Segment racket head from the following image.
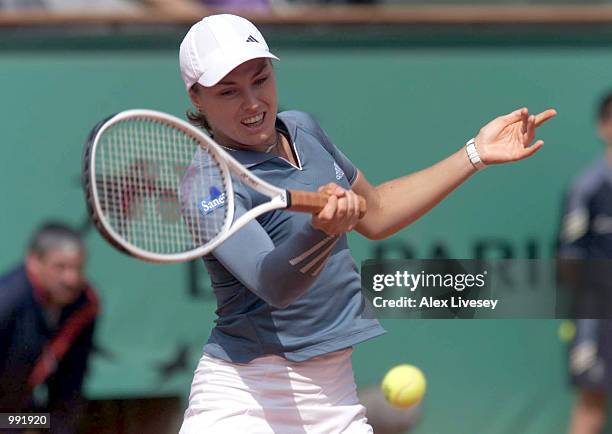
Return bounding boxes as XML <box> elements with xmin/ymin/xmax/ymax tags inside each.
<box><xmin>83</xmin><ymin>109</ymin><xmax>235</xmax><ymax>263</ymax></box>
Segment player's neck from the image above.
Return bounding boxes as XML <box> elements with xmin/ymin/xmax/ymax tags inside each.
<box><xmin>274</xmin><ymin>132</ymin><xmax>298</xmax><ymax>167</ymax></box>
<box><xmin>215</xmin><ymin>131</ymin><xmax>297</xmax><ymax>166</ymax></box>
<box><xmin>215</xmin><ymin>132</ymin><xmax>279</xmax><ymax>154</ymax></box>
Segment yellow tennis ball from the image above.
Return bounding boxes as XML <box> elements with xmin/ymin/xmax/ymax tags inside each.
<box><xmin>558</xmin><ymin>320</ymin><xmax>576</xmax><ymax>343</ymax></box>
<box><xmin>381</xmin><ymin>364</ymin><xmax>426</xmax><ymax>408</ymax></box>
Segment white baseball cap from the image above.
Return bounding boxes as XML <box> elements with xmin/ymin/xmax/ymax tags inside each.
<box><xmin>179</xmin><ymin>14</ymin><xmax>279</xmax><ymax>90</ymax></box>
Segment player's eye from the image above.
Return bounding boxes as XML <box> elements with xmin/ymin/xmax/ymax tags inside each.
<box><xmin>219</xmin><ymin>88</ymin><xmax>237</xmax><ymax>97</ymax></box>
<box><xmin>254</xmin><ymin>76</ymin><xmax>268</xmax><ymax>86</ymax></box>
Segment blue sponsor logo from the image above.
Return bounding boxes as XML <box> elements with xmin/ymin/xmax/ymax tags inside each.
<box><xmin>199</xmin><ymin>186</ymin><xmax>226</xmax><ymax>216</ymax></box>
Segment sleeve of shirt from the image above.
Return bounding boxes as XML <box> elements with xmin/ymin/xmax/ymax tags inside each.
<box><xmin>301</xmin><ymin>113</ymin><xmax>358</xmax><ymax>185</ymax></box>
<box><xmin>557</xmin><ymin>181</ymin><xmax>591</xmax><ymax>259</ymax></box>
<box><xmin>181</xmin><ymin>158</ymin><xmax>339</xmax><ymax>309</ymax></box>
<box><xmin>213</xmin><ymin>189</ymin><xmax>339</xmax><ymax>308</ymax></box>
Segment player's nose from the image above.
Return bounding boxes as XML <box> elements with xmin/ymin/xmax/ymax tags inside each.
<box><xmin>241</xmin><ymin>89</ymin><xmax>261</xmax><ymax>113</ymax></box>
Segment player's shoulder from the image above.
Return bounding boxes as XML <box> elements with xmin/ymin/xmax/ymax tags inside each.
<box><xmin>568</xmin><ymin>157</ymin><xmax>610</xmax><ymax>199</ymax></box>
<box><xmin>278</xmin><ymin>110</ymin><xmax>322</xmax><ymax>135</ymax></box>
<box><xmin>278</xmin><ymin>110</ymin><xmax>336</xmax><ymax>155</ymax></box>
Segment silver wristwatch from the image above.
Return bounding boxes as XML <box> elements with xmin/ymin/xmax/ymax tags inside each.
<box><xmin>465</xmin><ymin>138</ymin><xmax>486</xmax><ymax>170</ymax></box>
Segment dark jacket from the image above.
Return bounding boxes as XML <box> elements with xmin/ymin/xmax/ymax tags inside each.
<box><xmin>0</xmin><ymin>265</ymin><xmax>98</xmax><ymax>433</ymax></box>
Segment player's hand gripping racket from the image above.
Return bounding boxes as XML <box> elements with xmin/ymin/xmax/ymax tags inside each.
<box><xmin>83</xmin><ymin>109</ymin><xmax>366</xmax><ymax>263</ymax></box>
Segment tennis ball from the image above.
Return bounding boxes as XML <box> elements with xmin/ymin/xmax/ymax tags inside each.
<box><xmin>381</xmin><ymin>364</ymin><xmax>426</xmax><ymax>408</ymax></box>
<box><xmin>558</xmin><ymin>320</ymin><xmax>576</xmax><ymax>343</ymax></box>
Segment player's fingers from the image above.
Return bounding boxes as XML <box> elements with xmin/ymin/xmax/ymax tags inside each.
<box><xmin>520</xmin><ymin>109</ymin><xmax>529</xmax><ymax>134</ymax></box>
<box><xmin>501</xmin><ymin>107</ymin><xmax>527</xmax><ymax>124</ymax></box>
<box><xmin>317</xmin><ymin>185</ymin><xmax>342</xmax><ymax>215</ymax></box>
<box><xmin>519</xmin><ymin>140</ymin><xmax>544</xmax><ymax>159</ymax></box>
<box><xmin>332</xmin><ymin>194</ymin><xmax>358</xmax><ymax>234</ymax></box>
<box><xmin>318</xmin><ymin>194</ymin><xmax>338</xmax><ymax>221</ymax></box>
<box><xmin>352</xmin><ymin>192</ymin><xmax>360</xmax><ymax>219</ymax></box>
<box><xmin>347</xmin><ymin>190</ymin><xmax>360</xmax><ymax>219</ymax></box>
<box><xmin>534</xmin><ymin>109</ymin><xmax>557</xmax><ymax>127</ymax></box>
<box><xmin>318</xmin><ymin>183</ymin><xmax>334</xmax><ymax>195</ymax></box>
<box><xmin>318</xmin><ymin>183</ymin><xmax>335</xmax><ymax>193</ymax></box>
<box><xmin>344</xmin><ymin>191</ymin><xmax>361</xmax><ymax>232</ymax></box>
<box><xmin>349</xmin><ymin>197</ymin><xmax>360</xmax><ymax>230</ymax></box>
<box><xmin>341</xmin><ymin>190</ymin><xmax>353</xmax><ymax>216</ymax></box>
<box><xmin>522</xmin><ymin>115</ymin><xmax>536</xmax><ymax>144</ymax></box>
<box><xmin>335</xmin><ymin>196</ymin><xmax>348</xmax><ymax>219</ymax></box>
<box><xmin>322</xmin><ymin>183</ymin><xmax>345</xmax><ymax>196</ymax></box>
<box><xmin>335</xmin><ymin>185</ymin><xmax>346</xmax><ymax>197</ymax></box>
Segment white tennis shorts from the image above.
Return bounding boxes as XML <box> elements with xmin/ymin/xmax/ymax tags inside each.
<box><xmin>179</xmin><ymin>348</ymin><xmax>373</xmax><ymax>434</ymax></box>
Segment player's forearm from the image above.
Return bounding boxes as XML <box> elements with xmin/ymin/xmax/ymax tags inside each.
<box><xmin>255</xmin><ymin>225</ymin><xmax>338</xmax><ymax>308</ymax></box>
<box><xmin>358</xmin><ymin>147</ymin><xmax>477</xmax><ymax>240</ymax></box>
<box><xmin>213</xmin><ymin>220</ymin><xmax>336</xmax><ymax>309</ymax></box>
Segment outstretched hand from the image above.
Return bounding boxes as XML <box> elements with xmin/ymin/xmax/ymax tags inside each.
<box><xmin>474</xmin><ymin>107</ymin><xmax>557</xmax><ymax>165</ymax></box>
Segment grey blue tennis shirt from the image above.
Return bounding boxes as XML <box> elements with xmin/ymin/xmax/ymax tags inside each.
<box><xmin>182</xmin><ymin>111</ymin><xmax>385</xmax><ymax>363</ymax></box>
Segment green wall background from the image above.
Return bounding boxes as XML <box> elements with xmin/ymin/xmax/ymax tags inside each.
<box><xmin>1</xmin><ymin>27</ymin><xmax>610</xmax><ymax>433</ymax></box>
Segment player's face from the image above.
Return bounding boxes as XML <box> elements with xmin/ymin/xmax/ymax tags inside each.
<box><xmin>190</xmin><ymin>58</ymin><xmax>278</xmax><ymax>150</ymax></box>
<box><xmin>27</xmin><ymin>246</ymin><xmax>86</xmax><ymax>307</ymax></box>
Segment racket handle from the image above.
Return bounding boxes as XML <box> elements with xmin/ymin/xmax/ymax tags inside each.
<box><xmin>287</xmin><ymin>190</ymin><xmax>367</xmax><ymax>217</ymax></box>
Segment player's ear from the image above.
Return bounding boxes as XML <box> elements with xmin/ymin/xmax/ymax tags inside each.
<box><xmin>188</xmin><ymin>85</ymin><xmax>203</xmax><ymax>113</ymax></box>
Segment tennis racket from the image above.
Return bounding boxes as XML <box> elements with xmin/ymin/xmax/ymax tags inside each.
<box><xmin>83</xmin><ymin>109</ymin><xmax>366</xmax><ymax>263</ymax></box>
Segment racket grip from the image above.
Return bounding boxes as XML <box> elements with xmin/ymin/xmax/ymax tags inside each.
<box><xmin>287</xmin><ymin>190</ymin><xmax>367</xmax><ymax>217</ymax></box>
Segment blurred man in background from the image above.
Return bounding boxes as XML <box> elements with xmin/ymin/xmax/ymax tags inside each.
<box><xmin>559</xmin><ymin>93</ymin><xmax>612</xmax><ymax>434</ymax></box>
<box><xmin>0</xmin><ymin>222</ymin><xmax>99</xmax><ymax>434</ymax></box>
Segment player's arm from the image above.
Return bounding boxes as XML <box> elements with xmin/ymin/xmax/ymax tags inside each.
<box><xmin>182</xmin><ymin>160</ymin><xmax>354</xmax><ymax>308</ymax></box>
<box><xmin>181</xmin><ymin>154</ymin><xmax>357</xmax><ymax>309</ymax></box>
<box><xmin>353</xmin><ymin>149</ymin><xmax>474</xmax><ymax>240</ymax></box>
<box><xmin>210</xmin><ymin>197</ymin><xmax>340</xmax><ymax>309</ymax></box>
<box><xmin>353</xmin><ymin>107</ymin><xmax>557</xmax><ymax>240</ymax></box>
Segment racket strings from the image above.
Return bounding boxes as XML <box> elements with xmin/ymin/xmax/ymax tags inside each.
<box><xmin>94</xmin><ymin>118</ymin><xmax>229</xmax><ymax>254</ymax></box>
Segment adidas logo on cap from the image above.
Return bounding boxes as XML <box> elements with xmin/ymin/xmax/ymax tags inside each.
<box><xmin>246</xmin><ymin>35</ymin><xmax>259</xmax><ymax>43</ymax></box>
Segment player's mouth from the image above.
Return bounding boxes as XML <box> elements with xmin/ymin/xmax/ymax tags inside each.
<box><xmin>241</xmin><ymin>112</ymin><xmax>265</xmax><ymax>129</ymax></box>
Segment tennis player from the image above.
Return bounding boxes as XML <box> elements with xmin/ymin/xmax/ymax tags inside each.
<box><xmin>178</xmin><ymin>14</ymin><xmax>556</xmax><ymax>433</ymax></box>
